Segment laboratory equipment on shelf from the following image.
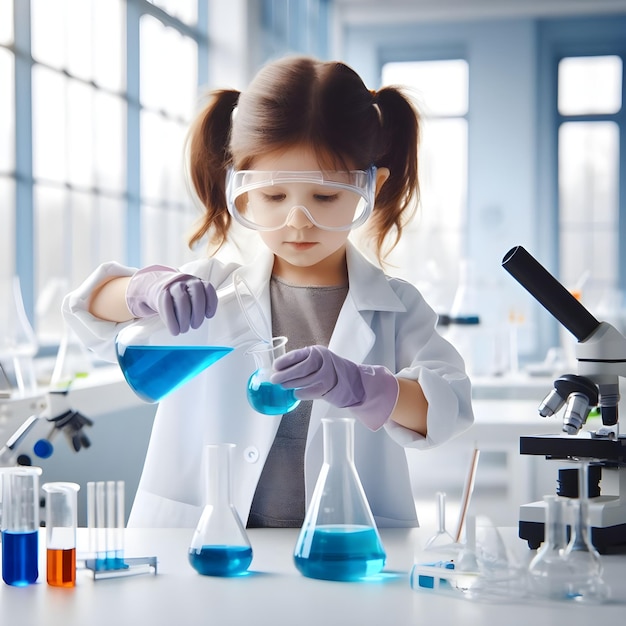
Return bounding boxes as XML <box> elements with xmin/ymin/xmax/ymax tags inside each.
<box><xmin>0</xmin><ymin>276</ymin><xmax>39</xmax><ymax>398</ymax></box>
<box><xmin>43</xmin><ymin>481</ymin><xmax>80</xmax><ymax>588</ymax></box>
<box><xmin>246</xmin><ymin>336</ymin><xmax>300</xmax><ymax>415</ymax></box>
<box><xmin>188</xmin><ymin>443</ymin><xmax>252</xmax><ymax>576</ymax></box>
<box><xmin>502</xmin><ymin>245</ymin><xmax>626</xmax><ymax>552</ymax></box>
<box><xmin>1</xmin><ymin>466</ymin><xmax>42</xmax><ymax>586</ymax></box>
<box><xmin>293</xmin><ymin>416</ymin><xmax>386</xmax><ymax>581</ymax></box>
<box><xmin>0</xmin><ymin>388</ymin><xmax>93</xmax><ymax>467</ymax></box>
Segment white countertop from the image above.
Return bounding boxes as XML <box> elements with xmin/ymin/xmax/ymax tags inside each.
<box><xmin>1</xmin><ymin>527</ymin><xmax>625</xmax><ymax>626</ymax></box>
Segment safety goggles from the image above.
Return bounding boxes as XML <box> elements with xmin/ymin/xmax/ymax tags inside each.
<box><xmin>225</xmin><ymin>167</ymin><xmax>376</xmax><ymax>231</ymax></box>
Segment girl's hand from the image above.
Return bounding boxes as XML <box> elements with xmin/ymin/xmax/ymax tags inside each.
<box><xmin>125</xmin><ymin>265</ymin><xmax>218</xmax><ymax>335</ymax></box>
<box><xmin>271</xmin><ymin>345</ymin><xmax>399</xmax><ymax>431</ymax></box>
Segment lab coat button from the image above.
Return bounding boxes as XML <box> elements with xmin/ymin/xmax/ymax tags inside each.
<box><xmin>244</xmin><ymin>446</ymin><xmax>259</xmax><ymax>463</ymax></box>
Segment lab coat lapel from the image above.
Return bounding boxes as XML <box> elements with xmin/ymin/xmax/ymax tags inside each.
<box><xmin>306</xmin><ymin>242</ymin><xmax>406</xmax><ymax>447</ymax></box>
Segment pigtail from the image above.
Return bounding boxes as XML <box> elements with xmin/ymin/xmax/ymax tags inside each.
<box><xmin>369</xmin><ymin>87</ymin><xmax>421</xmax><ymax>259</ymax></box>
<box><xmin>187</xmin><ymin>89</ymin><xmax>240</xmax><ymax>253</ymax></box>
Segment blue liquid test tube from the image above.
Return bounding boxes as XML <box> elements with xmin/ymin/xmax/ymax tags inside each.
<box><xmin>88</xmin><ymin>480</ymin><xmax>125</xmax><ymax>571</ymax></box>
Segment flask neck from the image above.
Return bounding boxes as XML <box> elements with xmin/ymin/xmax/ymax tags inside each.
<box><xmin>203</xmin><ymin>444</ymin><xmax>234</xmax><ymax>506</ymax></box>
<box><xmin>322</xmin><ymin>417</ymin><xmax>355</xmax><ymax>466</ymax></box>
<box><xmin>544</xmin><ymin>496</ymin><xmax>568</xmax><ymax>550</ymax></box>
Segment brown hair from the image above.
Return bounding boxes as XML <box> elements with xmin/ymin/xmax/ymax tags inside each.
<box><xmin>187</xmin><ymin>55</ymin><xmax>420</xmax><ymax>262</ymax></box>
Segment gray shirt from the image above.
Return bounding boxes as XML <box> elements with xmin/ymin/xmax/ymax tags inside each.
<box><xmin>246</xmin><ymin>275</ymin><xmax>348</xmax><ymax>527</ymax></box>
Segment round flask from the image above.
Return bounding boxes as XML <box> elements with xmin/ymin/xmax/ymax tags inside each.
<box><xmin>246</xmin><ymin>336</ymin><xmax>300</xmax><ymax>415</ymax></box>
<box><xmin>188</xmin><ymin>444</ymin><xmax>253</xmax><ymax>576</ymax></box>
<box><xmin>293</xmin><ymin>416</ymin><xmax>386</xmax><ymax>581</ymax></box>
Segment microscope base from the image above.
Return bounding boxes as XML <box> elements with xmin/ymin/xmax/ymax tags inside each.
<box><xmin>519</xmin><ymin>497</ymin><xmax>626</xmax><ymax>553</ymax></box>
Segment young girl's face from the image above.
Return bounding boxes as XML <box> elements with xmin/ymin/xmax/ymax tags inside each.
<box><xmin>248</xmin><ymin>146</ymin><xmax>355</xmax><ymax>285</ymax></box>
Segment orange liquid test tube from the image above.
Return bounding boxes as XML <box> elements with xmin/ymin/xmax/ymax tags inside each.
<box><xmin>43</xmin><ymin>482</ymin><xmax>80</xmax><ymax>587</ymax></box>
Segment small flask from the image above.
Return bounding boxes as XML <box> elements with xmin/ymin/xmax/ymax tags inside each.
<box><xmin>1</xmin><ymin>466</ymin><xmax>42</xmax><ymax>586</ymax></box>
<box><xmin>293</xmin><ymin>416</ymin><xmax>386</xmax><ymax>581</ymax></box>
<box><xmin>560</xmin><ymin>461</ymin><xmax>609</xmax><ymax>602</ymax></box>
<box><xmin>43</xmin><ymin>482</ymin><xmax>80</xmax><ymax>587</ymax></box>
<box><xmin>527</xmin><ymin>495</ymin><xmax>573</xmax><ymax>599</ymax></box>
<box><xmin>246</xmin><ymin>336</ymin><xmax>300</xmax><ymax>415</ymax></box>
<box><xmin>188</xmin><ymin>444</ymin><xmax>253</xmax><ymax>576</ymax></box>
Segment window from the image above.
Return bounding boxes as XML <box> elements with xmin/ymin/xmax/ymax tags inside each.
<box><xmin>556</xmin><ymin>55</ymin><xmax>623</xmax><ymax>315</ymax></box>
<box><xmin>2</xmin><ymin>0</ymin><xmax>209</xmax><ymax>345</ymax></box>
<box><xmin>381</xmin><ymin>59</ymin><xmax>469</xmax><ymax>310</ymax></box>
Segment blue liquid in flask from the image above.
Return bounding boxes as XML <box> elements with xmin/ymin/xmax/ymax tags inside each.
<box><xmin>294</xmin><ymin>525</ymin><xmax>386</xmax><ymax>582</ymax></box>
<box><xmin>247</xmin><ymin>380</ymin><xmax>300</xmax><ymax>415</ymax></box>
<box><xmin>2</xmin><ymin>530</ymin><xmax>39</xmax><ymax>586</ymax></box>
<box><xmin>117</xmin><ymin>345</ymin><xmax>233</xmax><ymax>403</ymax></box>
<box><xmin>188</xmin><ymin>545</ymin><xmax>253</xmax><ymax>576</ymax></box>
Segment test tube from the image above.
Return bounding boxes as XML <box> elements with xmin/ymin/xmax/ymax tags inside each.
<box><xmin>87</xmin><ymin>480</ymin><xmax>125</xmax><ymax>571</ymax></box>
<box><xmin>1</xmin><ymin>466</ymin><xmax>42</xmax><ymax>586</ymax></box>
<box><xmin>42</xmin><ymin>482</ymin><xmax>80</xmax><ymax>587</ymax></box>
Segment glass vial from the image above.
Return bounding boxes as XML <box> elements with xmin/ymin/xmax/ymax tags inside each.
<box><xmin>1</xmin><ymin>466</ymin><xmax>42</xmax><ymax>586</ymax></box>
<box><xmin>188</xmin><ymin>443</ymin><xmax>253</xmax><ymax>576</ymax></box>
<box><xmin>246</xmin><ymin>336</ymin><xmax>300</xmax><ymax>415</ymax></box>
<box><xmin>43</xmin><ymin>482</ymin><xmax>80</xmax><ymax>587</ymax></box>
<box><xmin>293</xmin><ymin>416</ymin><xmax>386</xmax><ymax>581</ymax></box>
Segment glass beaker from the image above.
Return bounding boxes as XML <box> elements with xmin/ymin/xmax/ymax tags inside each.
<box><xmin>188</xmin><ymin>443</ymin><xmax>253</xmax><ymax>576</ymax></box>
<box><xmin>246</xmin><ymin>336</ymin><xmax>300</xmax><ymax>415</ymax></box>
<box><xmin>42</xmin><ymin>482</ymin><xmax>80</xmax><ymax>587</ymax></box>
<box><xmin>1</xmin><ymin>466</ymin><xmax>42</xmax><ymax>586</ymax></box>
<box><xmin>293</xmin><ymin>416</ymin><xmax>386</xmax><ymax>581</ymax></box>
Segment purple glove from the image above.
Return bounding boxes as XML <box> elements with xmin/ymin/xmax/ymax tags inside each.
<box><xmin>270</xmin><ymin>345</ymin><xmax>399</xmax><ymax>431</ymax></box>
<box><xmin>125</xmin><ymin>265</ymin><xmax>218</xmax><ymax>336</ymax></box>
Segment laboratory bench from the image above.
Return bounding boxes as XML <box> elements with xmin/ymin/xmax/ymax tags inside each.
<box><xmin>1</xmin><ymin>527</ymin><xmax>625</xmax><ymax>626</ymax></box>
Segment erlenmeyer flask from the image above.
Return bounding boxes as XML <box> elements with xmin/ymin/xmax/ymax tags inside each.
<box><xmin>293</xmin><ymin>416</ymin><xmax>386</xmax><ymax>581</ymax></box>
<box><xmin>560</xmin><ymin>460</ymin><xmax>609</xmax><ymax>602</ymax></box>
<box><xmin>527</xmin><ymin>495</ymin><xmax>574</xmax><ymax>599</ymax></box>
<box><xmin>188</xmin><ymin>444</ymin><xmax>253</xmax><ymax>576</ymax></box>
<box><xmin>115</xmin><ymin>314</ymin><xmax>234</xmax><ymax>403</ymax></box>
<box><xmin>246</xmin><ymin>336</ymin><xmax>300</xmax><ymax>415</ymax></box>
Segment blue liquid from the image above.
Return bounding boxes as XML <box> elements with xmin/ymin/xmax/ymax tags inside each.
<box><xmin>2</xmin><ymin>530</ymin><xmax>39</xmax><ymax>586</ymax></box>
<box><xmin>188</xmin><ymin>545</ymin><xmax>253</xmax><ymax>576</ymax></box>
<box><xmin>294</xmin><ymin>525</ymin><xmax>386</xmax><ymax>581</ymax></box>
<box><xmin>117</xmin><ymin>345</ymin><xmax>233</xmax><ymax>403</ymax></box>
<box><xmin>247</xmin><ymin>379</ymin><xmax>300</xmax><ymax>415</ymax></box>
<box><xmin>95</xmin><ymin>551</ymin><xmax>126</xmax><ymax>571</ymax></box>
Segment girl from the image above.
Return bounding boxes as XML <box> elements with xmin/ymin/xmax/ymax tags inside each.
<box><xmin>63</xmin><ymin>55</ymin><xmax>474</xmax><ymax>529</ymax></box>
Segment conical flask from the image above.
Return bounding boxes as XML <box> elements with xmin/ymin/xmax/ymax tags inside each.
<box><xmin>293</xmin><ymin>416</ymin><xmax>386</xmax><ymax>581</ymax></box>
<box><xmin>188</xmin><ymin>443</ymin><xmax>253</xmax><ymax>576</ymax></box>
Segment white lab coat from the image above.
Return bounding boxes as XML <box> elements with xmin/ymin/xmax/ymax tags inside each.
<box><xmin>63</xmin><ymin>242</ymin><xmax>474</xmax><ymax>528</ymax></box>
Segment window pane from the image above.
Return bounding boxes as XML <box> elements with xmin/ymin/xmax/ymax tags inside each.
<box><xmin>148</xmin><ymin>0</ymin><xmax>198</xmax><ymax>25</ymax></box>
<box><xmin>140</xmin><ymin>14</ymin><xmax>198</xmax><ymax>118</ymax></box>
<box><xmin>0</xmin><ymin>177</ymin><xmax>16</xmax><ymax>283</ymax></box>
<box><xmin>0</xmin><ymin>47</ymin><xmax>14</xmax><ymax>172</ymax></box>
<box><xmin>31</xmin><ymin>0</ymin><xmax>66</xmax><ymax>69</ymax></box>
<box><xmin>32</xmin><ymin>66</ymin><xmax>67</xmax><ymax>183</ymax></box>
<box><xmin>94</xmin><ymin>90</ymin><xmax>126</xmax><ymax>192</ymax></box>
<box><xmin>142</xmin><ymin>202</ymin><xmax>196</xmax><ymax>268</ymax></box>
<box><xmin>0</xmin><ymin>0</ymin><xmax>13</xmax><ymax>45</ymax></box>
<box><xmin>382</xmin><ymin>59</ymin><xmax>469</xmax><ymax>116</ymax></box>
<box><xmin>93</xmin><ymin>0</ymin><xmax>125</xmax><ymax>92</ymax></box>
<box><xmin>66</xmin><ymin>0</ymin><xmax>93</xmax><ymax>80</ymax></box>
<box><xmin>558</xmin><ymin>56</ymin><xmax>622</xmax><ymax>115</ymax></box>
<box><xmin>559</xmin><ymin>121</ymin><xmax>619</xmax><ymax>306</ymax></box>
<box><xmin>67</xmin><ymin>79</ymin><xmax>94</xmax><ymax>188</ymax></box>
<box><xmin>381</xmin><ymin>59</ymin><xmax>468</xmax><ymax>307</ymax></box>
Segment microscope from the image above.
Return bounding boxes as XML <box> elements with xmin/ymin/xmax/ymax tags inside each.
<box><xmin>502</xmin><ymin>246</ymin><xmax>626</xmax><ymax>553</ymax></box>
